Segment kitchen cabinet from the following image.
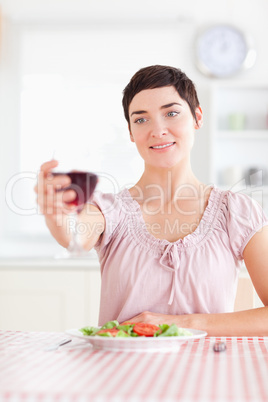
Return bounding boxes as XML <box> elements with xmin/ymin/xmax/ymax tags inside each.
<box><xmin>206</xmin><ymin>82</ymin><xmax>268</xmax><ymax>216</ymax></box>
<box><xmin>0</xmin><ymin>259</ymin><xmax>101</xmax><ymax>331</ymax></box>
<box><xmin>208</xmin><ymin>83</ymin><xmax>268</xmax><ymax>184</ymax></box>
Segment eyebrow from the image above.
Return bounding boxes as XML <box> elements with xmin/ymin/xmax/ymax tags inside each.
<box><xmin>130</xmin><ymin>102</ymin><xmax>182</xmax><ymax>117</ymax></box>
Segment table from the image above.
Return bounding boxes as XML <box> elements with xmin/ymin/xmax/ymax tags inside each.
<box><xmin>0</xmin><ymin>330</ymin><xmax>268</xmax><ymax>401</ymax></box>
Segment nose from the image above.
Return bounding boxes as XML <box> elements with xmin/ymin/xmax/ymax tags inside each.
<box><xmin>150</xmin><ymin>118</ymin><xmax>167</xmax><ymax>138</ymax></box>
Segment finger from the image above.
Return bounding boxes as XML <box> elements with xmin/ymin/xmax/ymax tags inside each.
<box><xmin>37</xmin><ymin>160</ymin><xmax>59</xmax><ymax>186</ymax></box>
<box><xmin>46</xmin><ymin>189</ymin><xmax>76</xmax><ymax>207</ymax></box>
<box><xmin>40</xmin><ymin>159</ymin><xmax>59</xmax><ymax>174</ymax></box>
<box><xmin>54</xmin><ymin>190</ymin><xmax>78</xmax><ymax>214</ymax></box>
<box><xmin>36</xmin><ymin>161</ymin><xmax>58</xmax><ymax>195</ymax></box>
<box><xmin>36</xmin><ymin>173</ymin><xmax>71</xmax><ymax>197</ymax></box>
<box><xmin>61</xmin><ymin>189</ymin><xmax>77</xmax><ymax>203</ymax></box>
<box><xmin>122</xmin><ymin>316</ymin><xmax>142</xmax><ymax>324</ymax></box>
<box><xmin>37</xmin><ymin>186</ymin><xmax>76</xmax><ymax>208</ymax></box>
<box><xmin>51</xmin><ymin>174</ymin><xmax>72</xmax><ymax>190</ymax></box>
<box><xmin>37</xmin><ymin>192</ymin><xmax>76</xmax><ymax>216</ymax></box>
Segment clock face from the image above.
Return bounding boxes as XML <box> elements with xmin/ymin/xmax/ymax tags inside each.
<box><xmin>196</xmin><ymin>24</ymin><xmax>256</xmax><ymax>78</ymax></box>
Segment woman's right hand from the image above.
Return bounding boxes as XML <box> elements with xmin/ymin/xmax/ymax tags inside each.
<box><xmin>34</xmin><ymin>160</ymin><xmax>76</xmax><ymax>218</ymax></box>
<box><xmin>34</xmin><ymin>159</ymin><xmax>104</xmax><ymax>250</ymax></box>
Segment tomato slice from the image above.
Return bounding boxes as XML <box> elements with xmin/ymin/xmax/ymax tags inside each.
<box><xmin>133</xmin><ymin>323</ymin><xmax>160</xmax><ymax>337</ymax></box>
<box><xmin>121</xmin><ymin>321</ymin><xmax>136</xmax><ymax>325</ymax></box>
<box><xmin>96</xmin><ymin>328</ymin><xmax>120</xmax><ymax>337</ymax></box>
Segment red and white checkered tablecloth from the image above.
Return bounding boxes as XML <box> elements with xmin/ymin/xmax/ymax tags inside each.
<box><xmin>0</xmin><ymin>330</ymin><xmax>268</xmax><ymax>401</ymax></box>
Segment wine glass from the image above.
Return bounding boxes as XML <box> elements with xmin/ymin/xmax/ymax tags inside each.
<box><xmin>52</xmin><ymin>148</ymin><xmax>98</xmax><ymax>258</ymax></box>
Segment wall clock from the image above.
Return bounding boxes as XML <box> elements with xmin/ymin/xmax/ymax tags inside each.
<box><xmin>195</xmin><ymin>24</ymin><xmax>257</xmax><ymax>78</ymax></box>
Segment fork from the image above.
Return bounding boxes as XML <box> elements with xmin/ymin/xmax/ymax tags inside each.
<box><xmin>44</xmin><ymin>338</ymin><xmax>72</xmax><ymax>352</ymax></box>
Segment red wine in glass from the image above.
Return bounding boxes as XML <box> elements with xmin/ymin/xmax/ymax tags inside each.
<box><xmin>54</xmin><ymin>171</ymin><xmax>98</xmax><ymax>208</ymax></box>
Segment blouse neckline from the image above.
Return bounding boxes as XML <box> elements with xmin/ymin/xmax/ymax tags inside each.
<box><xmin>119</xmin><ymin>185</ymin><xmax>224</xmax><ymax>251</ymax></box>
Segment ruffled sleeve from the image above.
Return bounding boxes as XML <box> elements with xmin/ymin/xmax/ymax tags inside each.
<box><xmin>89</xmin><ymin>191</ymin><xmax>123</xmax><ymax>250</ymax></box>
<box><xmin>226</xmin><ymin>191</ymin><xmax>268</xmax><ymax>260</ymax></box>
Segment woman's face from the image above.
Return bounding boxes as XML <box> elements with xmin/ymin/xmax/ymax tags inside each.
<box><xmin>128</xmin><ymin>86</ymin><xmax>202</xmax><ymax>169</ymax></box>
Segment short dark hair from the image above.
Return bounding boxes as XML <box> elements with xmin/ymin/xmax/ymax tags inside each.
<box><xmin>122</xmin><ymin>65</ymin><xmax>200</xmax><ymax>125</ymax></box>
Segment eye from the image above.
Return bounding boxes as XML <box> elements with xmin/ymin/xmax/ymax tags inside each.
<box><xmin>134</xmin><ymin>117</ymin><xmax>147</xmax><ymax>124</ymax></box>
<box><xmin>167</xmin><ymin>111</ymin><xmax>179</xmax><ymax>117</ymax></box>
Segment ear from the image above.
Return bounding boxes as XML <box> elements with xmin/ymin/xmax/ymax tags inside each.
<box><xmin>194</xmin><ymin>106</ymin><xmax>203</xmax><ymax>129</ymax></box>
<box><xmin>128</xmin><ymin>124</ymin><xmax>135</xmax><ymax>142</ymax></box>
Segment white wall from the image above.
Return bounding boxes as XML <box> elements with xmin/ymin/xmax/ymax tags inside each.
<box><xmin>1</xmin><ymin>0</ymin><xmax>267</xmax><ymax>78</ymax></box>
<box><xmin>0</xmin><ymin>0</ymin><xmax>268</xmax><ymax>257</ymax></box>
<box><xmin>0</xmin><ymin>0</ymin><xmax>267</xmax><ymax>80</ymax></box>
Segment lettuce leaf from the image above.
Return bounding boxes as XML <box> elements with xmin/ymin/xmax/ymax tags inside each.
<box><xmin>100</xmin><ymin>320</ymin><xmax>119</xmax><ymax>330</ymax></box>
<box><xmin>79</xmin><ymin>326</ymin><xmax>99</xmax><ymax>336</ymax></box>
<box><xmin>158</xmin><ymin>324</ymin><xmax>192</xmax><ymax>337</ymax></box>
<box><xmin>115</xmin><ymin>330</ymin><xmax>130</xmax><ymax>337</ymax></box>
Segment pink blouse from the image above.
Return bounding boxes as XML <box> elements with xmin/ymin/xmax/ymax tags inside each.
<box><xmin>91</xmin><ymin>186</ymin><xmax>268</xmax><ymax>326</ymax></box>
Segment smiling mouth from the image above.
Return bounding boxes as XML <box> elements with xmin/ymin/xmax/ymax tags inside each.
<box><xmin>150</xmin><ymin>142</ymin><xmax>175</xmax><ymax>149</ymax></box>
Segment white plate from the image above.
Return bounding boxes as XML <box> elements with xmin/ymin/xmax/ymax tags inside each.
<box><xmin>66</xmin><ymin>328</ymin><xmax>207</xmax><ymax>353</ymax></box>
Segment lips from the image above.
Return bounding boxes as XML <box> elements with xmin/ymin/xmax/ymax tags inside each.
<box><xmin>150</xmin><ymin>142</ymin><xmax>175</xmax><ymax>149</ymax></box>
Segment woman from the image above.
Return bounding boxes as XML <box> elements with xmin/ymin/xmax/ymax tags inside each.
<box><xmin>35</xmin><ymin>65</ymin><xmax>268</xmax><ymax>335</ymax></box>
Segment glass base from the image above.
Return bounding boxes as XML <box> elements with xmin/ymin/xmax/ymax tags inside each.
<box><xmin>54</xmin><ymin>246</ymin><xmax>90</xmax><ymax>259</ymax></box>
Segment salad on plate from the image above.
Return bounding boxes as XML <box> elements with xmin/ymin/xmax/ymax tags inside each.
<box><xmin>79</xmin><ymin>320</ymin><xmax>193</xmax><ymax>338</ymax></box>
<box><xmin>66</xmin><ymin>321</ymin><xmax>207</xmax><ymax>352</ymax></box>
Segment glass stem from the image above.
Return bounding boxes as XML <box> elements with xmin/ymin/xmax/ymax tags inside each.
<box><xmin>68</xmin><ymin>212</ymin><xmax>85</xmax><ymax>256</ymax></box>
